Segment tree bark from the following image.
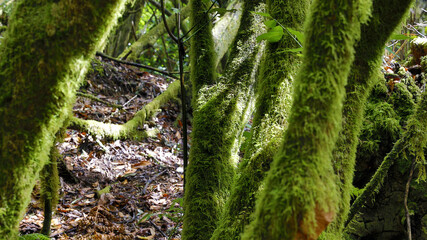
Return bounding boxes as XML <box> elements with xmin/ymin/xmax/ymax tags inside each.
<box><xmin>0</xmin><ymin>0</ymin><xmax>127</xmax><ymax>238</ymax></box>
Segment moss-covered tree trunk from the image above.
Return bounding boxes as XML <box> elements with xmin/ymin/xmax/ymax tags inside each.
<box><xmin>182</xmin><ymin>0</ymin><xmax>266</xmax><ymax>239</ymax></box>
<box><xmin>0</xmin><ymin>1</ymin><xmax>127</xmax><ymax>239</ymax></box>
<box><xmin>210</xmin><ymin>0</ymin><xmax>308</xmax><ymax>239</ymax></box>
<box><xmin>320</xmin><ymin>0</ymin><xmax>414</xmax><ymax>239</ymax></box>
<box><xmin>241</xmin><ymin>0</ymin><xmax>371</xmax><ymax>239</ymax></box>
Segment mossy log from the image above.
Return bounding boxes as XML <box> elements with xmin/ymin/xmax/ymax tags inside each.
<box><xmin>0</xmin><ymin>0</ymin><xmax>127</xmax><ymax>238</ymax></box>
<box><xmin>69</xmin><ymin>80</ymin><xmax>180</xmax><ymax>140</ymax></box>
<box><xmin>321</xmin><ymin>0</ymin><xmax>414</xmax><ymax>239</ymax></box>
<box><xmin>210</xmin><ymin>0</ymin><xmax>308</xmax><ymax>238</ymax></box>
<box><xmin>182</xmin><ymin>1</ymin><xmax>265</xmax><ymax>239</ymax></box>
<box><xmin>242</xmin><ymin>0</ymin><xmax>371</xmax><ymax>239</ymax></box>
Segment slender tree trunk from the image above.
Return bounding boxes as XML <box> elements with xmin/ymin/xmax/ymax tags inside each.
<box><xmin>242</xmin><ymin>0</ymin><xmax>371</xmax><ymax>239</ymax></box>
<box><xmin>0</xmin><ymin>1</ymin><xmax>127</xmax><ymax>239</ymax></box>
<box><xmin>182</xmin><ymin>0</ymin><xmax>266</xmax><ymax>239</ymax></box>
<box><xmin>211</xmin><ymin>0</ymin><xmax>308</xmax><ymax>239</ymax></box>
<box><xmin>105</xmin><ymin>0</ymin><xmax>145</xmax><ymax>57</ymax></box>
<box><xmin>321</xmin><ymin>0</ymin><xmax>414</xmax><ymax>239</ymax></box>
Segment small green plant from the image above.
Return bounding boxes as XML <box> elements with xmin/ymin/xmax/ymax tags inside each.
<box><xmin>251</xmin><ymin>11</ymin><xmax>304</xmax><ymax>55</ymax></box>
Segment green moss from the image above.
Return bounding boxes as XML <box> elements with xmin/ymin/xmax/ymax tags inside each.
<box><xmin>188</xmin><ymin>0</ymin><xmax>216</xmax><ymax>105</ymax></box>
<box><xmin>182</xmin><ymin>1</ymin><xmax>267</xmax><ymax>239</ymax></box>
<box><xmin>390</xmin><ymin>82</ymin><xmax>416</xmax><ymax>124</ymax></box>
<box><xmin>345</xmin><ymin>92</ymin><xmax>427</xmax><ymax>230</ymax></box>
<box><xmin>210</xmin><ymin>0</ymin><xmax>308</xmax><ymax>239</ymax></box>
<box><xmin>322</xmin><ymin>1</ymin><xmax>415</xmax><ymax>238</ymax></box>
<box><xmin>242</xmin><ymin>0</ymin><xmax>371</xmax><ymax>239</ymax></box>
<box><xmin>0</xmin><ymin>0</ymin><xmax>127</xmax><ymax>238</ymax></box>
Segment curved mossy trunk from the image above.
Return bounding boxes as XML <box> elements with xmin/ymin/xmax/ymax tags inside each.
<box><xmin>182</xmin><ymin>1</ymin><xmax>266</xmax><ymax>239</ymax></box>
<box><xmin>0</xmin><ymin>1</ymin><xmax>127</xmax><ymax>239</ymax></box>
<box><xmin>241</xmin><ymin>1</ymin><xmax>371</xmax><ymax>239</ymax></box>
<box><xmin>321</xmin><ymin>0</ymin><xmax>414</xmax><ymax>239</ymax></box>
<box><xmin>105</xmin><ymin>0</ymin><xmax>145</xmax><ymax>57</ymax></box>
<box><xmin>210</xmin><ymin>0</ymin><xmax>308</xmax><ymax>239</ymax></box>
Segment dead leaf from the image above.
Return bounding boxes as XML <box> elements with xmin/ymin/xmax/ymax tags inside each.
<box><xmin>296</xmin><ymin>204</ymin><xmax>335</xmax><ymax>240</ymax></box>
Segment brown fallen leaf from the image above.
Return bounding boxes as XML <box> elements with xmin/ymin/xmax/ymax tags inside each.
<box><xmin>296</xmin><ymin>204</ymin><xmax>335</xmax><ymax>240</ymax></box>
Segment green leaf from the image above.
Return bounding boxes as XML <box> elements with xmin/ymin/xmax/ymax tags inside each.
<box><xmin>286</xmin><ymin>27</ymin><xmax>305</xmax><ymax>44</ymax></box>
<box><xmin>257</xmin><ymin>32</ymin><xmax>283</xmax><ymax>43</ymax></box>
<box><xmin>283</xmin><ymin>47</ymin><xmax>304</xmax><ymax>53</ymax></box>
<box><xmin>171</xmin><ymin>8</ymin><xmax>180</xmax><ymax>14</ymax></box>
<box><xmin>390</xmin><ymin>34</ymin><xmax>412</xmax><ymax>40</ymax></box>
<box><xmin>257</xmin><ymin>26</ymin><xmax>284</xmax><ymax>43</ymax></box>
<box><xmin>385</xmin><ymin>46</ymin><xmax>396</xmax><ymax>55</ymax></box>
<box><xmin>250</xmin><ymin>11</ymin><xmax>272</xmax><ymax>18</ymax></box>
<box><xmin>264</xmin><ymin>20</ymin><xmax>276</xmax><ymax>28</ymax></box>
<box><xmin>209</xmin><ymin>7</ymin><xmax>236</xmax><ymax>16</ymax></box>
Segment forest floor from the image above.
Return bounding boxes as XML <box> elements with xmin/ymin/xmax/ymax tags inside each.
<box><xmin>19</xmin><ymin>56</ymin><xmax>186</xmax><ymax>240</ymax></box>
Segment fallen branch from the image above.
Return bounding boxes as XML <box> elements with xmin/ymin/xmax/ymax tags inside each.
<box><xmin>76</xmin><ymin>92</ymin><xmax>124</xmax><ymax>109</ymax></box>
<box><xmin>69</xmin><ymin>80</ymin><xmax>180</xmax><ymax>140</ymax></box>
<box><xmin>96</xmin><ymin>51</ymin><xmax>178</xmax><ymax>80</ymax></box>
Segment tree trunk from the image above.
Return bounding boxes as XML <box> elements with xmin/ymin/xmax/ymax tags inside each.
<box><xmin>105</xmin><ymin>0</ymin><xmax>145</xmax><ymax>57</ymax></box>
<box><xmin>211</xmin><ymin>0</ymin><xmax>309</xmax><ymax>238</ymax></box>
<box><xmin>0</xmin><ymin>0</ymin><xmax>127</xmax><ymax>238</ymax></box>
<box><xmin>321</xmin><ymin>0</ymin><xmax>414</xmax><ymax>239</ymax></box>
<box><xmin>242</xmin><ymin>0</ymin><xmax>371</xmax><ymax>239</ymax></box>
<box><xmin>182</xmin><ymin>0</ymin><xmax>265</xmax><ymax>239</ymax></box>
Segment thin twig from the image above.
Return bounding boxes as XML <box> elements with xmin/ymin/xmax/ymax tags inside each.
<box><xmin>161</xmin><ymin>0</ymin><xmax>179</xmax><ymax>44</ymax></box>
<box><xmin>76</xmin><ymin>92</ymin><xmax>124</xmax><ymax>109</ymax></box>
<box><xmin>148</xmin><ymin>0</ymin><xmax>172</xmax><ymax>16</ymax></box>
<box><xmin>161</xmin><ymin>0</ymin><xmax>188</xmax><ymax>190</ymax></box>
<box><xmin>179</xmin><ymin>0</ymin><xmax>217</xmax><ymax>40</ymax></box>
<box><xmin>149</xmin><ymin>220</ymin><xmax>168</xmax><ymax>238</ymax></box>
<box><xmin>404</xmin><ymin>160</ymin><xmax>416</xmax><ymax>240</ymax></box>
<box><xmin>96</xmin><ymin>52</ymin><xmax>178</xmax><ymax>79</ymax></box>
<box><xmin>142</xmin><ymin>170</ymin><xmax>167</xmax><ymax>195</ymax></box>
